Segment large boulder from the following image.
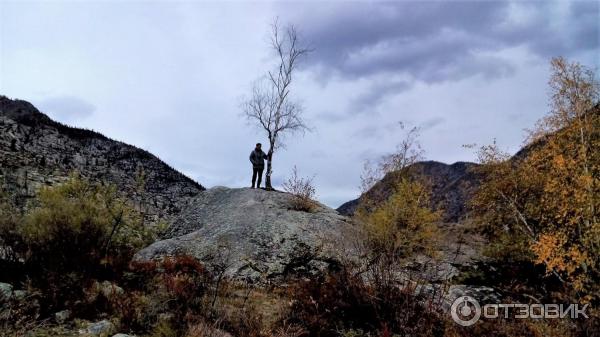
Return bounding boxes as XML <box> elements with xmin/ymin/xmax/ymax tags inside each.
<box><xmin>135</xmin><ymin>187</ymin><xmax>356</xmax><ymax>283</ymax></box>
<box><xmin>0</xmin><ymin>283</ymin><xmax>13</xmax><ymax>300</ymax></box>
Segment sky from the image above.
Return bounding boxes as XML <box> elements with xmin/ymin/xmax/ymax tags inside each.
<box><xmin>1</xmin><ymin>1</ymin><xmax>598</xmax><ymax>208</ymax></box>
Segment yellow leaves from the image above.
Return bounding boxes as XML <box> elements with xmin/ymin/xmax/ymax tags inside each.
<box><xmin>472</xmin><ymin>57</ymin><xmax>600</xmax><ymax>302</ymax></box>
<box><xmin>532</xmin><ymin>233</ymin><xmax>565</xmax><ymax>271</ymax></box>
<box><xmin>356</xmin><ymin>177</ymin><xmax>441</xmax><ymax>260</ymax></box>
<box><xmin>531</xmin><ymin>232</ymin><xmax>592</xmax><ymax>293</ymax></box>
<box><xmin>552</xmin><ymin>154</ymin><xmax>567</xmax><ymax>169</ymax></box>
<box><xmin>577</xmin><ymin>174</ymin><xmax>594</xmax><ymax>191</ymax></box>
<box><xmin>526</xmin><ymin>113</ymin><xmax>600</xmax><ymax>299</ymax></box>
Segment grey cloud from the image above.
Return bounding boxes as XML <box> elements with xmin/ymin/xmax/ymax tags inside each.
<box><xmin>36</xmin><ymin>95</ymin><xmax>95</xmax><ymax>123</ymax></box>
<box><xmin>512</xmin><ymin>1</ymin><xmax>600</xmax><ymax>57</ymax></box>
<box><xmin>310</xmin><ymin>149</ymin><xmax>328</xmax><ymax>159</ymax></box>
<box><xmin>352</xmin><ymin>125</ymin><xmax>380</xmax><ymax>139</ymax></box>
<box><xmin>421</xmin><ymin>117</ymin><xmax>446</xmax><ymax>131</ymax></box>
<box><xmin>294</xmin><ymin>1</ymin><xmax>597</xmax><ymax>83</ymax></box>
<box><xmin>352</xmin><ymin>120</ymin><xmax>408</xmax><ymax>140</ymax></box>
<box><xmin>314</xmin><ymin>110</ymin><xmax>348</xmax><ymax>123</ymax></box>
<box><xmin>353</xmin><ymin>80</ymin><xmax>411</xmax><ymax>114</ymax></box>
<box><xmin>349</xmin><ymin>52</ymin><xmax>515</xmax><ymax>114</ymax></box>
<box><xmin>296</xmin><ymin>2</ymin><xmax>507</xmax><ymax>79</ymax></box>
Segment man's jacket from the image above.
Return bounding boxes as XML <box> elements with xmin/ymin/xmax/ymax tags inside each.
<box><xmin>249</xmin><ymin>149</ymin><xmax>268</xmax><ymax>168</ymax></box>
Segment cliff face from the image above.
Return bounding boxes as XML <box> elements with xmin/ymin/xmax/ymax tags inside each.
<box><xmin>0</xmin><ymin>96</ymin><xmax>204</xmax><ymax>223</ymax></box>
<box><xmin>337</xmin><ymin>161</ymin><xmax>482</xmax><ymax>222</ymax></box>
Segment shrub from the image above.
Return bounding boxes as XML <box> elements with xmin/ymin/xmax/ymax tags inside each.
<box><xmin>119</xmin><ymin>255</ymin><xmax>211</xmax><ymax>335</ymax></box>
<box><xmin>282</xmin><ymin>267</ymin><xmax>444</xmax><ymax>337</ymax></box>
<box><xmin>356</xmin><ymin>177</ymin><xmax>440</xmax><ymax>259</ymax></box>
<box><xmin>284</xmin><ymin>172</ymin><xmax>445</xmax><ymax>337</ymax></box>
<box><xmin>0</xmin><ymin>175</ymin><xmax>160</xmax><ymax>314</ymax></box>
<box><xmin>0</xmin><ymin>284</ymin><xmax>42</xmax><ymax>334</ymax></box>
<box><xmin>282</xmin><ymin>166</ymin><xmax>317</xmax><ymax>212</ymax></box>
<box><xmin>353</xmin><ymin>177</ymin><xmax>441</xmax><ymax>297</ymax></box>
<box><xmin>186</xmin><ymin>321</ymin><xmax>234</xmax><ymax>337</ymax></box>
<box><xmin>0</xmin><ymin>190</ymin><xmax>25</xmax><ymax>284</ymax></box>
<box><xmin>208</xmin><ymin>297</ymin><xmax>264</xmax><ymax>337</ymax></box>
<box><xmin>121</xmin><ymin>254</ymin><xmax>265</xmax><ymax>337</ymax></box>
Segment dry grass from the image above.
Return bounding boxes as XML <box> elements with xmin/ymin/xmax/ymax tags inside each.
<box><xmin>282</xmin><ymin>166</ymin><xmax>317</xmax><ymax>212</ymax></box>
<box><xmin>186</xmin><ymin>321</ymin><xmax>233</xmax><ymax>337</ymax></box>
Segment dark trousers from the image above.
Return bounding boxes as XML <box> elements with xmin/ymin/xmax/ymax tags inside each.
<box><xmin>252</xmin><ymin>166</ymin><xmax>264</xmax><ymax>188</ymax></box>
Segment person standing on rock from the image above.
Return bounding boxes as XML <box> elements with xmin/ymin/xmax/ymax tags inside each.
<box><xmin>249</xmin><ymin>143</ymin><xmax>268</xmax><ymax>189</ymax></box>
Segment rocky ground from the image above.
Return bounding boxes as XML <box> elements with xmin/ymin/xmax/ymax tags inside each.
<box><xmin>136</xmin><ymin>186</ymin><xmax>358</xmax><ymax>283</ymax></box>
<box><xmin>1</xmin><ymin>281</ymin><xmax>132</xmax><ymax>337</ymax></box>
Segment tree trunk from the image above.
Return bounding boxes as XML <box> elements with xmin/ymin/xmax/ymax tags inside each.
<box><xmin>265</xmin><ymin>147</ymin><xmax>274</xmax><ymax>190</ymax></box>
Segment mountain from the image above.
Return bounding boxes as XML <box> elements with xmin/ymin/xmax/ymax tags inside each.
<box><xmin>0</xmin><ymin>96</ymin><xmax>204</xmax><ymax>223</ymax></box>
<box><xmin>337</xmin><ymin>161</ymin><xmax>482</xmax><ymax>221</ymax></box>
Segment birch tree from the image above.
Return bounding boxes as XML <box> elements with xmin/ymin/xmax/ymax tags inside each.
<box><xmin>472</xmin><ymin>57</ymin><xmax>600</xmax><ymax>301</ymax></box>
<box><xmin>243</xmin><ymin>20</ymin><xmax>311</xmax><ymax>190</ymax></box>
<box><xmin>359</xmin><ymin>123</ymin><xmax>424</xmax><ymax>193</ymax></box>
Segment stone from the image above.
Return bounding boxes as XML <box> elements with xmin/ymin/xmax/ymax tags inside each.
<box><xmin>135</xmin><ymin>187</ymin><xmax>357</xmax><ymax>283</ymax></box>
<box><xmin>446</xmin><ymin>284</ymin><xmax>500</xmax><ymax>302</ymax></box>
<box><xmin>54</xmin><ymin>309</ymin><xmax>71</xmax><ymax>324</ymax></box>
<box><xmin>12</xmin><ymin>290</ymin><xmax>27</xmax><ymax>300</ymax></box>
<box><xmin>0</xmin><ymin>282</ymin><xmax>13</xmax><ymax>300</ymax></box>
<box><xmin>95</xmin><ymin>281</ymin><xmax>124</xmax><ymax>299</ymax></box>
<box><xmin>85</xmin><ymin>319</ymin><xmax>115</xmax><ymax>336</ymax></box>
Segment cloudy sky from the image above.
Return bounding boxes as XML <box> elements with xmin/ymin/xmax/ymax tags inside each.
<box><xmin>1</xmin><ymin>1</ymin><xmax>598</xmax><ymax>207</ymax></box>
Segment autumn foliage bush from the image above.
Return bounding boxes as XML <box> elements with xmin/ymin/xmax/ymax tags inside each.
<box><xmin>0</xmin><ymin>175</ymin><xmax>160</xmax><ymax>316</ymax></box>
<box><xmin>113</xmin><ymin>255</ymin><xmax>211</xmax><ymax>335</ymax></box>
<box><xmin>114</xmin><ymin>254</ymin><xmax>271</xmax><ymax>337</ymax></box>
<box><xmin>471</xmin><ymin>58</ymin><xmax>600</xmax><ymax>307</ymax></box>
<box><xmin>282</xmin><ymin>267</ymin><xmax>444</xmax><ymax>337</ymax></box>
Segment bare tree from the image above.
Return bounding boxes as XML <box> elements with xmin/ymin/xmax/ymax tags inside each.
<box><xmin>360</xmin><ymin>122</ymin><xmax>424</xmax><ymax>193</ymax></box>
<box><xmin>243</xmin><ymin>19</ymin><xmax>311</xmax><ymax>190</ymax></box>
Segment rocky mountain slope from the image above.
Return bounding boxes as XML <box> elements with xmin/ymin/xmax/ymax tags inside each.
<box><xmin>136</xmin><ymin>187</ymin><xmax>356</xmax><ymax>283</ymax></box>
<box><xmin>338</xmin><ymin>161</ymin><xmax>481</xmax><ymax>221</ymax></box>
<box><xmin>0</xmin><ymin>96</ymin><xmax>205</xmax><ymax>223</ymax></box>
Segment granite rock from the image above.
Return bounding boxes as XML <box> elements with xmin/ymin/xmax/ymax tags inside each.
<box><xmin>136</xmin><ymin>187</ymin><xmax>357</xmax><ymax>283</ymax></box>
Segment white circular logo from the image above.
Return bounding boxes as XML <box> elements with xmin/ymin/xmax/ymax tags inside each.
<box><xmin>451</xmin><ymin>296</ymin><xmax>481</xmax><ymax>326</ymax></box>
